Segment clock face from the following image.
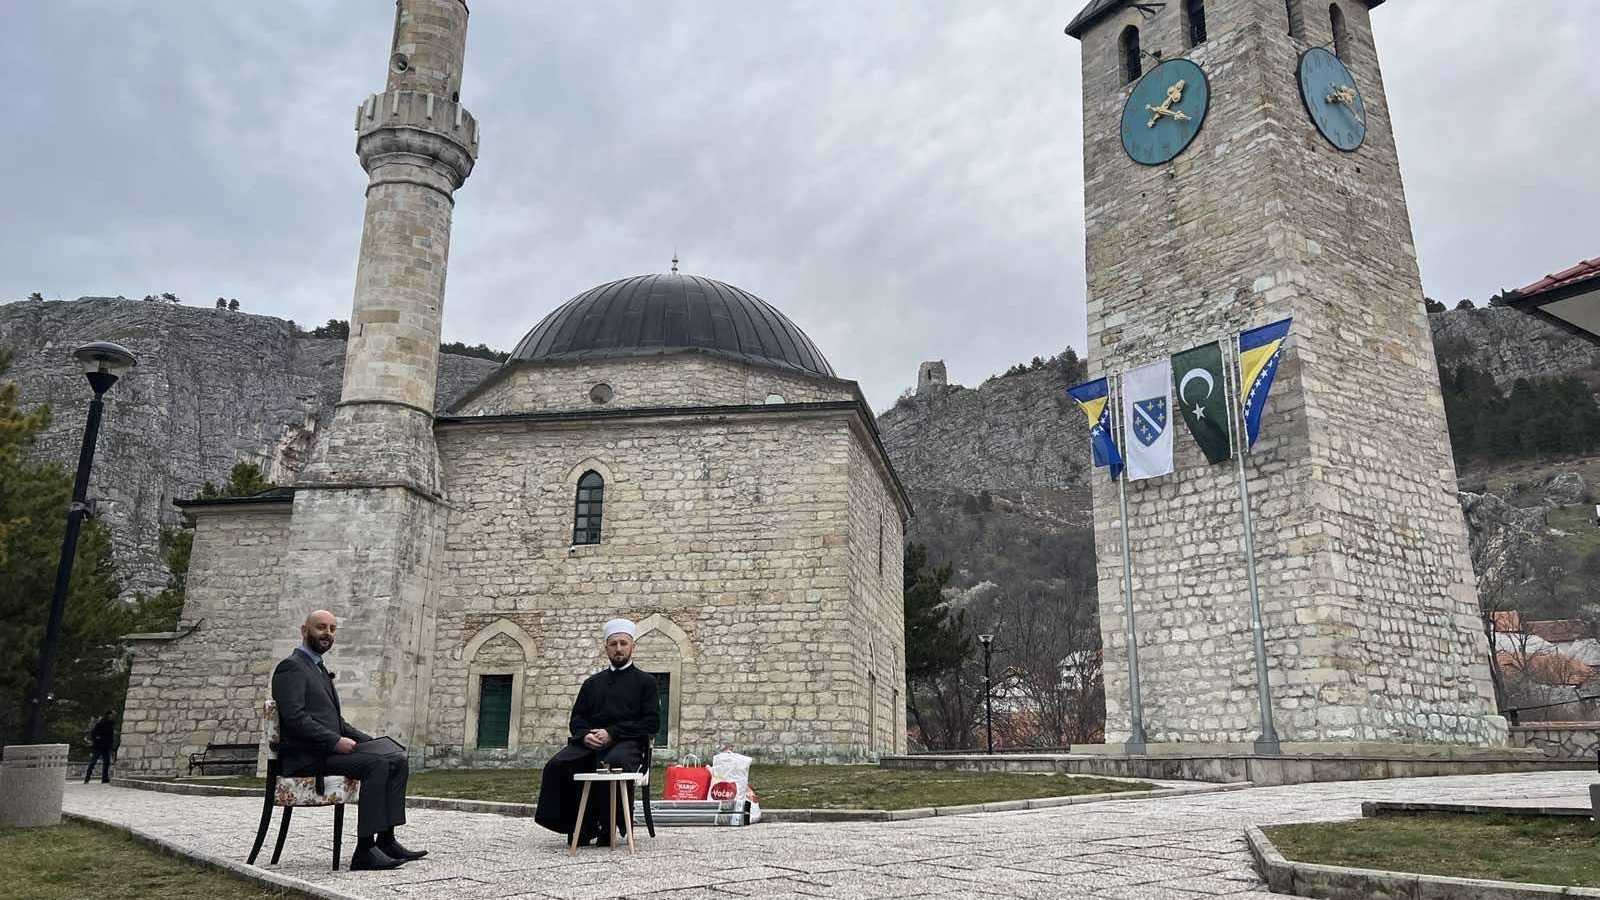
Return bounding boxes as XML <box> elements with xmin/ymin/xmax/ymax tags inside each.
<box><xmin>1120</xmin><ymin>59</ymin><xmax>1210</xmax><ymax>166</ymax></box>
<box><xmin>1297</xmin><ymin>47</ymin><xmax>1367</xmax><ymax>151</ymax></box>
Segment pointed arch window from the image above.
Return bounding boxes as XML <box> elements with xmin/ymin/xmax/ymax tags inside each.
<box><xmin>1184</xmin><ymin>0</ymin><xmax>1208</xmax><ymax>46</ymax></box>
<box><xmin>1120</xmin><ymin>26</ymin><xmax>1142</xmax><ymax>85</ymax></box>
<box><xmin>1285</xmin><ymin>0</ymin><xmax>1304</xmax><ymax>40</ymax></box>
<box><xmin>1329</xmin><ymin>3</ymin><xmax>1349</xmax><ymax>59</ymax></box>
<box><xmin>573</xmin><ymin>470</ymin><xmax>604</xmax><ymax>545</ymax></box>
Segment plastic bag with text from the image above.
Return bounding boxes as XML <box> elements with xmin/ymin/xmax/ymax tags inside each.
<box><xmin>707</xmin><ymin>749</ymin><xmax>752</xmax><ymax>803</ymax></box>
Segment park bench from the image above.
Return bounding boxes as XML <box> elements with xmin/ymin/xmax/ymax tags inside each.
<box><xmin>188</xmin><ymin>742</ymin><xmax>257</xmax><ymax>775</ymax></box>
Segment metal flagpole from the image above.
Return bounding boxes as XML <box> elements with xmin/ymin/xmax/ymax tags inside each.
<box><xmin>1113</xmin><ymin>371</ymin><xmax>1148</xmax><ymax>754</ymax></box>
<box><xmin>1225</xmin><ymin>336</ymin><xmax>1280</xmax><ymax>755</ymax></box>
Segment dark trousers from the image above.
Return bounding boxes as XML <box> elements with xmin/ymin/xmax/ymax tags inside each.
<box><xmin>290</xmin><ymin>752</ymin><xmax>408</xmax><ymax>839</ymax></box>
<box><xmin>533</xmin><ymin>739</ymin><xmax>645</xmax><ymax>836</ymax></box>
<box><xmin>83</xmin><ymin>749</ymin><xmax>113</xmax><ymax>783</ymax></box>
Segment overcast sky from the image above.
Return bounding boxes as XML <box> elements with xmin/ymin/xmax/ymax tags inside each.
<box><xmin>5</xmin><ymin>2</ymin><xmax>1596</xmax><ymax>410</ymax></box>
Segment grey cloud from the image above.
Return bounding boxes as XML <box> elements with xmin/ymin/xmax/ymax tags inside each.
<box><xmin>5</xmin><ymin>2</ymin><xmax>1596</xmax><ymax>410</ymax></box>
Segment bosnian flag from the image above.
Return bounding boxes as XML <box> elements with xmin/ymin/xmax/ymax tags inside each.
<box><xmin>1121</xmin><ymin>359</ymin><xmax>1174</xmax><ymax>481</ymax></box>
<box><xmin>1066</xmin><ymin>378</ymin><xmax>1124</xmax><ymax>483</ymax></box>
<box><xmin>1237</xmin><ymin>317</ymin><xmax>1293</xmax><ymax>450</ymax></box>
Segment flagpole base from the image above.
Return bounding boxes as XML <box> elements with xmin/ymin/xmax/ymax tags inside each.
<box><xmin>1253</xmin><ymin>735</ymin><xmax>1281</xmax><ymax>756</ymax></box>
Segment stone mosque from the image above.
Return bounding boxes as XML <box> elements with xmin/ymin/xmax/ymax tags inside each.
<box><xmin>120</xmin><ymin>0</ymin><xmax>1513</xmax><ymax>775</ymax></box>
<box><xmin>119</xmin><ymin>0</ymin><xmax>909</xmax><ymax>774</ymax></box>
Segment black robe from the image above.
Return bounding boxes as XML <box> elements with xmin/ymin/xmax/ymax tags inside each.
<box><xmin>534</xmin><ymin>664</ymin><xmax>660</xmax><ymax>836</ymax></box>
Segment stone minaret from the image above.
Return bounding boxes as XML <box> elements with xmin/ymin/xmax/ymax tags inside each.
<box><xmin>274</xmin><ymin>0</ymin><xmax>479</xmax><ymax>754</ymax></box>
<box><xmin>1069</xmin><ymin>0</ymin><xmax>1502</xmax><ymax>749</ymax></box>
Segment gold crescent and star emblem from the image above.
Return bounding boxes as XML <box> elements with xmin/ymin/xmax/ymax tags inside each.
<box><xmin>1145</xmin><ymin>79</ymin><xmax>1193</xmax><ymax>128</ymax></box>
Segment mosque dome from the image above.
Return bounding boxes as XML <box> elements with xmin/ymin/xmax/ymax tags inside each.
<box><xmin>507</xmin><ymin>273</ymin><xmax>836</xmax><ymax>379</ymax></box>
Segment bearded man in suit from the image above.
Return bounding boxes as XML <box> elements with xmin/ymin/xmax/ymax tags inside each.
<box><xmin>271</xmin><ymin>609</ymin><xmax>427</xmax><ymax>871</ymax></box>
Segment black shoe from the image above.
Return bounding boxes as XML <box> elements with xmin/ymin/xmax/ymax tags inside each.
<box><xmin>377</xmin><ymin>840</ymin><xmax>428</xmax><ymax>861</ymax></box>
<box><xmin>349</xmin><ymin>847</ymin><xmax>403</xmax><ymax>871</ymax></box>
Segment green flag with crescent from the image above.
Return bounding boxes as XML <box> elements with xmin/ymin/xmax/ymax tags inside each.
<box><xmin>1172</xmin><ymin>342</ymin><xmax>1232</xmax><ymax>464</ymax></box>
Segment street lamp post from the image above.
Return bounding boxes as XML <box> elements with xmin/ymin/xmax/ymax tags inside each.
<box><xmin>978</xmin><ymin>634</ymin><xmax>994</xmax><ymax>754</ymax></box>
<box><xmin>22</xmin><ymin>342</ymin><xmax>137</xmax><ymax>744</ymax></box>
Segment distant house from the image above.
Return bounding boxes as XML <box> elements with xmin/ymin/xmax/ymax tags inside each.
<box><xmin>1492</xmin><ymin>613</ymin><xmax>1600</xmax><ymax>722</ymax></box>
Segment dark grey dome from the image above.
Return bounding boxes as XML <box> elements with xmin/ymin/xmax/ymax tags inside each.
<box><xmin>508</xmin><ymin>274</ymin><xmax>836</xmax><ymax>379</ymax></box>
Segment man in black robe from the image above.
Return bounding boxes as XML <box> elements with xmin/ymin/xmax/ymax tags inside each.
<box><xmin>534</xmin><ymin>618</ymin><xmax>660</xmax><ymax>846</ymax></box>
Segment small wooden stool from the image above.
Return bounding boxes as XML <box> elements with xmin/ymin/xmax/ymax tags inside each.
<box><xmin>569</xmin><ymin>771</ymin><xmax>648</xmax><ymax>855</ymax></box>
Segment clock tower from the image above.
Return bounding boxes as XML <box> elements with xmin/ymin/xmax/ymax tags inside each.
<box><xmin>1067</xmin><ymin>0</ymin><xmax>1505</xmax><ymax>749</ymax></box>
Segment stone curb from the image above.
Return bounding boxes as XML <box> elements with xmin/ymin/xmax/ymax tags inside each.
<box><xmin>117</xmin><ymin>777</ymin><xmax>1245</xmax><ymax>824</ymax></box>
<box><xmin>1361</xmin><ymin>800</ymin><xmax>1593</xmax><ymax>820</ymax></box>
<box><xmin>64</xmin><ymin>810</ymin><xmax>366</xmax><ymax>900</ymax></box>
<box><xmin>1245</xmin><ymin>824</ymin><xmax>1600</xmax><ymax>900</ymax></box>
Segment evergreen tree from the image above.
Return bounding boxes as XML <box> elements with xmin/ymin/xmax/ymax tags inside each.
<box><xmin>1423</xmin><ymin>297</ymin><xmax>1445</xmax><ymax>314</ymax></box>
<box><xmin>0</xmin><ymin>353</ymin><xmax>132</xmax><ymax>748</ymax></box>
<box><xmin>903</xmin><ymin>543</ymin><xmax>969</xmax><ymax>742</ymax></box>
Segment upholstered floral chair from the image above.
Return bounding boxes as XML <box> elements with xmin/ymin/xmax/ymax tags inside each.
<box><xmin>246</xmin><ymin>699</ymin><xmax>362</xmax><ymax>870</ymax></box>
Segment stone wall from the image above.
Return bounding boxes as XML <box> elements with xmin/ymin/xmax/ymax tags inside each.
<box><xmin>845</xmin><ymin>427</ymin><xmax>908</xmax><ymax>756</ymax></box>
<box><xmin>1508</xmin><ymin>724</ymin><xmax>1600</xmax><ymax>762</ymax></box>
<box><xmin>119</xmin><ymin>502</ymin><xmax>292</xmax><ymax>775</ymax></box>
<box><xmin>425</xmin><ymin>393</ymin><xmax>906</xmax><ymax>766</ymax></box>
<box><xmin>1077</xmin><ymin>0</ymin><xmax>1500</xmax><ymax>746</ymax></box>
<box><xmin>453</xmin><ymin>354</ymin><xmax>855</xmax><ymax>416</ymax></box>
<box><xmin>0</xmin><ymin>296</ymin><xmax>496</xmax><ymax>596</ymax></box>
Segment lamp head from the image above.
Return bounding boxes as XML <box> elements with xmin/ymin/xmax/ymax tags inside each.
<box><xmin>977</xmin><ymin>633</ymin><xmax>994</xmax><ymax>646</ymax></box>
<box><xmin>72</xmin><ymin>342</ymin><xmax>137</xmax><ymax>394</ymax></box>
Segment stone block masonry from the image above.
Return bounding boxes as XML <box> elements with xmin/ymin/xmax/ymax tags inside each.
<box><xmin>427</xmin><ymin>391</ymin><xmax>907</xmax><ymax>766</ymax></box>
<box><xmin>1074</xmin><ymin>0</ymin><xmax>1502</xmax><ymax>746</ymax></box>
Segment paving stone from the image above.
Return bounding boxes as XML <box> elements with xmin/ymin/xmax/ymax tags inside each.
<box><xmin>60</xmin><ymin>770</ymin><xmax>1598</xmax><ymax>900</ymax></box>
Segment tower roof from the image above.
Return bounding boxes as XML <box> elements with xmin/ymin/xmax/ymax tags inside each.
<box><xmin>1064</xmin><ymin>0</ymin><xmax>1384</xmax><ymax>39</ymax></box>
<box><xmin>507</xmin><ymin>273</ymin><xmax>837</xmax><ymax>379</ymax></box>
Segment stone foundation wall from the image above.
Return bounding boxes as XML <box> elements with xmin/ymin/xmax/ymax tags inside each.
<box><xmin>454</xmin><ymin>355</ymin><xmax>855</xmax><ymax>416</ymax></box>
<box><xmin>1509</xmin><ymin>724</ymin><xmax>1600</xmax><ymax>762</ymax></box>
<box><xmin>119</xmin><ymin>503</ymin><xmax>291</xmax><ymax>775</ymax></box>
<box><xmin>425</xmin><ymin>403</ymin><xmax>903</xmax><ymax>766</ymax></box>
<box><xmin>845</xmin><ymin>429</ymin><xmax>908</xmax><ymax>758</ymax></box>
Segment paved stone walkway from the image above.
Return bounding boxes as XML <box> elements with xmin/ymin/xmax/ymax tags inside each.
<box><xmin>63</xmin><ymin>771</ymin><xmax>1594</xmax><ymax>900</ymax></box>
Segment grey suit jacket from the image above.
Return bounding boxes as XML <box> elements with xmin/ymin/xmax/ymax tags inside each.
<box><xmin>270</xmin><ymin>650</ymin><xmax>373</xmax><ymax>775</ymax></box>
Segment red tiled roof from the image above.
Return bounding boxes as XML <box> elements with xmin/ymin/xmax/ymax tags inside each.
<box><xmin>1497</xmin><ymin>651</ymin><xmax>1595</xmax><ymax>686</ymax></box>
<box><xmin>1515</xmin><ymin>257</ymin><xmax>1600</xmax><ymax>299</ymax></box>
<box><xmin>1526</xmin><ymin>619</ymin><xmax>1594</xmax><ymax>643</ymax></box>
<box><xmin>1492</xmin><ymin>611</ymin><xmax>1522</xmax><ymax>632</ymax></box>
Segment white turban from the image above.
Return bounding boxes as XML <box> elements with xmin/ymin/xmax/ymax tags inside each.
<box><xmin>603</xmin><ymin>618</ymin><xmax>637</xmax><ymax>641</ymax></box>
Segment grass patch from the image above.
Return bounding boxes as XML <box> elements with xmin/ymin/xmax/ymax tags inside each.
<box><xmin>1266</xmin><ymin>813</ymin><xmax>1600</xmax><ymax>888</ymax></box>
<box><xmin>0</xmin><ymin>822</ymin><xmax>291</xmax><ymax>900</ymax></box>
<box><xmin>172</xmin><ymin>765</ymin><xmax>1154</xmax><ymax>811</ymax></box>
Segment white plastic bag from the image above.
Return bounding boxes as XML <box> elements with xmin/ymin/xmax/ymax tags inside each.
<box><xmin>707</xmin><ymin>749</ymin><xmax>752</xmax><ymax>803</ymax></box>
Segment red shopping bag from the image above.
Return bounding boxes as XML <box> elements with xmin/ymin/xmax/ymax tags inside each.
<box><xmin>663</xmin><ymin>754</ymin><xmax>711</xmax><ymax>800</ymax></box>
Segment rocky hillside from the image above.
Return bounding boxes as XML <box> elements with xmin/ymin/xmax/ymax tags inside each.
<box><xmin>876</xmin><ymin>360</ymin><xmax>1092</xmax><ymax>593</ymax></box>
<box><xmin>4</xmin><ymin>295</ymin><xmax>1599</xmax><ymax>613</ymax></box>
<box><xmin>0</xmin><ymin>296</ymin><xmax>498</xmax><ymax>595</ymax></box>
<box><xmin>1431</xmin><ymin>306</ymin><xmax>1600</xmax><ymax>390</ymax></box>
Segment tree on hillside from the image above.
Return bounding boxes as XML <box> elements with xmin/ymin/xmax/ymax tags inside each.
<box><xmin>215</xmin><ymin>297</ymin><xmax>227</xmax><ymax>309</ymax></box>
<box><xmin>903</xmin><ymin>543</ymin><xmax>971</xmax><ymax>749</ymax></box>
<box><xmin>228</xmin><ymin>299</ymin><xmax>239</xmax><ymax>311</ymax></box>
<box><xmin>311</xmin><ymin>319</ymin><xmax>350</xmax><ymax>339</ymax></box>
<box><xmin>0</xmin><ymin>353</ymin><xmax>139</xmax><ymax>749</ymax></box>
<box><xmin>1423</xmin><ymin>297</ymin><xmax>1445</xmax><ymax>314</ymax></box>
<box><xmin>27</xmin><ymin>292</ymin><xmax>43</xmax><ymax>302</ymax></box>
<box><xmin>1455</xmin><ymin>299</ymin><xmax>1474</xmax><ymax>311</ymax></box>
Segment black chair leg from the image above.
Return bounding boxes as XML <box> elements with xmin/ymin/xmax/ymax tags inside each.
<box><xmin>270</xmin><ymin>806</ymin><xmax>293</xmax><ymax>865</ymax></box>
<box><xmin>639</xmin><ymin>782</ymin><xmax>655</xmax><ymax>837</ymax></box>
<box><xmin>247</xmin><ymin>792</ymin><xmax>274</xmax><ymax>865</ymax></box>
<box><xmin>332</xmin><ymin>804</ymin><xmax>344</xmax><ymax>870</ymax></box>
